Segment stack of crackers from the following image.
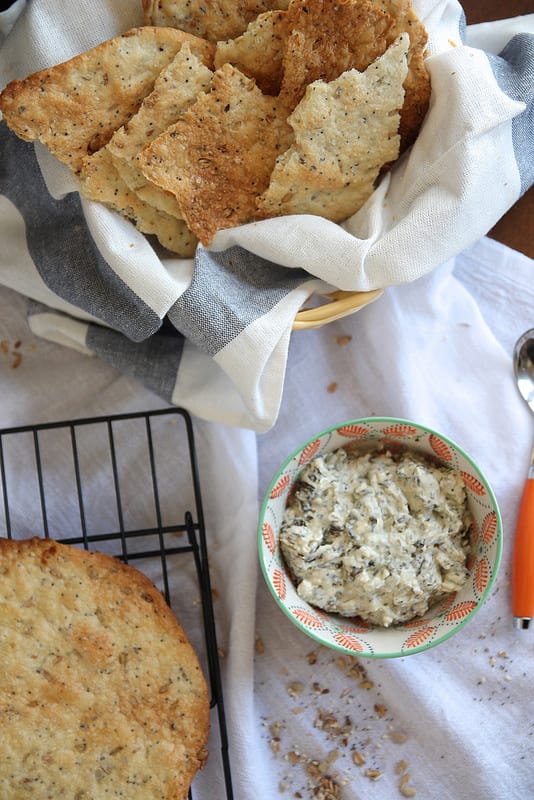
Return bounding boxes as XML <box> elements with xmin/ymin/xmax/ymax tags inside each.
<box><xmin>0</xmin><ymin>0</ymin><xmax>430</xmax><ymax>256</ymax></box>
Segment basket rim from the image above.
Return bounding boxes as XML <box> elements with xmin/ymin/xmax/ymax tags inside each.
<box><xmin>292</xmin><ymin>289</ymin><xmax>383</xmax><ymax>330</ymax></box>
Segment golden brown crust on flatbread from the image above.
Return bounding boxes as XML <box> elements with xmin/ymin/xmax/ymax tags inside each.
<box><xmin>214</xmin><ymin>10</ymin><xmax>288</xmax><ymax>95</ymax></box>
<box><xmin>106</xmin><ymin>42</ymin><xmax>213</xmax><ymax>220</ymax></box>
<box><xmin>80</xmin><ymin>148</ymin><xmax>198</xmax><ymax>256</ymax></box>
<box><xmin>0</xmin><ymin>537</ymin><xmax>209</xmax><ymax>800</ymax></box>
<box><xmin>0</xmin><ymin>27</ymin><xmax>215</xmax><ymax>173</ymax></box>
<box><xmin>138</xmin><ymin>63</ymin><xmax>294</xmax><ymax>245</ymax></box>
<box><xmin>369</xmin><ymin>0</ymin><xmax>430</xmax><ymax>149</ymax></box>
<box><xmin>143</xmin><ymin>0</ymin><xmax>290</xmax><ymax>42</ymax></box>
<box><xmin>279</xmin><ymin>0</ymin><xmax>395</xmax><ymax>108</ymax></box>
<box><xmin>256</xmin><ymin>34</ymin><xmax>409</xmax><ymax>222</ymax></box>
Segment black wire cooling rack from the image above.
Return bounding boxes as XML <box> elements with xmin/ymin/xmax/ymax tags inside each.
<box><xmin>0</xmin><ymin>407</ymin><xmax>233</xmax><ymax>800</ymax></box>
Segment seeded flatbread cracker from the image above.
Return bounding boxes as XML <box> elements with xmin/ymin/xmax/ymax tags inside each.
<box><xmin>0</xmin><ymin>27</ymin><xmax>215</xmax><ymax>174</ymax></box>
<box><xmin>214</xmin><ymin>10</ymin><xmax>288</xmax><ymax>95</ymax></box>
<box><xmin>256</xmin><ymin>35</ymin><xmax>409</xmax><ymax>223</ymax></box>
<box><xmin>142</xmin><ymin>0</ymin><xmax>290</xmax><ymax>42</ymax></box>
<box><xmin>138</xmin><ymin>63</ymin><xmax>294</xmax><ymax>245</ymax></box>
<box><xmin>107</xmin><ymin>43</ymin><xmax>213</xmax><ymax>219</ymax></box>
<box><xmin>113</xmin><ymin>158</ymin><xmax>187</xmax><ymax>220</ymax></box>
<box><xmin>80</xmin><ymin>148</ymin><xmax>198</xmax><ymax>256</ymax></box>
<box><xmin>0</xmin><ymin>537</ymin><xmax>209</xmax><ymax>800</ymax></box>
<box><xmin>279</xmin><ymin>0</ymin><xmax>394</xmax><ymax>108</ymax></box>
<box><xmin>369</xmin><ymin>0</ymin><xmax>430</xmax><ymax>149</ymax></box>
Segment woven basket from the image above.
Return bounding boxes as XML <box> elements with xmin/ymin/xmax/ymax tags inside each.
<box><xmin>293</xmin><ymin>288</ymin><xmax>383</xmax><ymax>330</ymax></box>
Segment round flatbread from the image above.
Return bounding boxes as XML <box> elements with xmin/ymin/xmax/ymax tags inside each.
<box><xmin>0</xmin><ymin>537</ymin><xmax>210</xmax><ymax>800</ymax></box>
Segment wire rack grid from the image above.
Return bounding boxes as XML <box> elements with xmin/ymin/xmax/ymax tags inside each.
<box><xmin>0</xmin><ymin>407</ymin><xmax>233</xmax><ymax>800</ymax></box>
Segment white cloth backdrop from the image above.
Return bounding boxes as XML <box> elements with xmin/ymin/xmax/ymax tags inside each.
<box><xmin>1</xmin><ymin>0</ymin><xmax>534</xmax><ymax>797</ymax></box>
<box><xmin>1</xmin><ymin>233</ymin><xmax>533</xmax><ymax>799</ymax></box>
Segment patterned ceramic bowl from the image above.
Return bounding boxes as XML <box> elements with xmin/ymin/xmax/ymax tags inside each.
<box><xmin>258</xmin><ymin>417</ymin><xmax>502</xmax><ymax>658</ymax></box>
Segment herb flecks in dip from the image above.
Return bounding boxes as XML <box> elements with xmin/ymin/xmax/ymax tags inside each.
<box><xmin>279</xmin><ymin>448</ymin><xmax>472</xmax><ymax>627</ymax></box>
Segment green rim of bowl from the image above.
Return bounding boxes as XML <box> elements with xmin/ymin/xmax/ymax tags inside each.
<box><xmin>258</xmin><ymin>417</ymin><xmax>503</xmax><ymax>659</ymax></box>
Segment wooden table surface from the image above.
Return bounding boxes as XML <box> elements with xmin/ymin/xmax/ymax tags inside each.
<box><xmin>461</xmin><ymin>0</ymin><xmax>533</xmax><ymax>259</ymax></box>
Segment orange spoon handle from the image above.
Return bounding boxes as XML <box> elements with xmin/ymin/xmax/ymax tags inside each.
<box><xmin>512</xmin><ymin>475</ymin><xmax>534</xmax><ymax>628</ymax></box>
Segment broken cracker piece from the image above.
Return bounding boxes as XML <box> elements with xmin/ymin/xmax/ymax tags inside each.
<box><xmin>279</xmin><ymin>0</ymin><xmax>394</xmax><ymax>108</ymax></box>
<box><xmin>369</xmin><ymin>0</ymin><xmax>431</xmax><ymax>149</ymax></box>
<box><xmin>107</xmin><ymin>42</ymin><xmax>213</xmax><ymax>219</ymax></box>
<box><xmin>80</xmin><ymin>148</ymin><xmax>198</xmax><ymax>257</ymax></box>
<box><xmin>138</xmin><ymin>63</ymin><xmax>294</xmax><ymax>245</ymax></box>
<box><xmin>112</xmin><ymin>158</ymin><xmax>185</xmax><ymax>220</ymax></box>
<box><xmin>214</xmin><ymin>10</ymin><xmax>288</xmax><ymax>95</ymax></box>
<box><xmin>0</xmin><ymin>27</ymin><xmax>215</xmax><ymax>174</ymax></box>
<box><xmin>142</xmin><ymin>0</ymin><xmax>290</xmax><ymax>42</ymax></box>
<box><xmin>256</xmin><ymin>34</ymin><xmax>409</xmax><ymax>223</ymax></box>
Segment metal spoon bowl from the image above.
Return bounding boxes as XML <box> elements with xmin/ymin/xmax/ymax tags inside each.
<box><xmin>514</xmin><ymin>329</ymin><xmax>534</xmax><ymax>414</ymax></box>
<box><xmin>512</xmin><ymin>329</ymin><xmax>534</xmax><ymax>630</ymax></box>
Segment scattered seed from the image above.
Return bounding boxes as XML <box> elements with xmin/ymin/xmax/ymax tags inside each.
<box><xmin>261</xmin><ymin>647</ymin><xmax>416</xmax><ymax>798</ymax></box>
<box><xmin>364</xmin><ymin>768</ymin><xmax>382</xmax><ymax>781</ymax></box>
<box><xmin>287</xmin><ymin>681</ymin><xmax>305</xmax><ymax>699</ymax></box>
<box><xmin>347</xmin><ymin>663</ymin><xmax>366</xmax><ymax>680</ymax></box>
<box><xmin>312</xmin><ymin>682</ymin><xmax>330</xmax><ymax>695</ymax></box>
<box><xmin>286</xmin><ymin>750</ymin><xmax>302</xmax><ymax>764</ymax></box>
<box><xmin>399</xmin><ymin>772</ymin><xmax>417</xmax><ymax>797</ymax></box>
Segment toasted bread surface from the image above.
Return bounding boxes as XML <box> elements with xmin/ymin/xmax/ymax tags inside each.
<box><xmin>0</xmin><ymin>27</ymin><xmax>215</xmax><ymax>173</ymax></box>
<box><xmin>0</xmin><ymin>537</ymin><xmax>210</xmax><ymax>800</ymax></box>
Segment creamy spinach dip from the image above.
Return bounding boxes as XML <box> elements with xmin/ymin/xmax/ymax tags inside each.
<box><xmin>279</xmin><ymin>448</ymin><xmax>472</xmax><ymax>627</ymax></box>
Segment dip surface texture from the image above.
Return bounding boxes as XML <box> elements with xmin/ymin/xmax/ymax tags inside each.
<box><xmin>279</xmin><ymin>448</ymin><xmax>471</xmax><ymax>626</ymax></box>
